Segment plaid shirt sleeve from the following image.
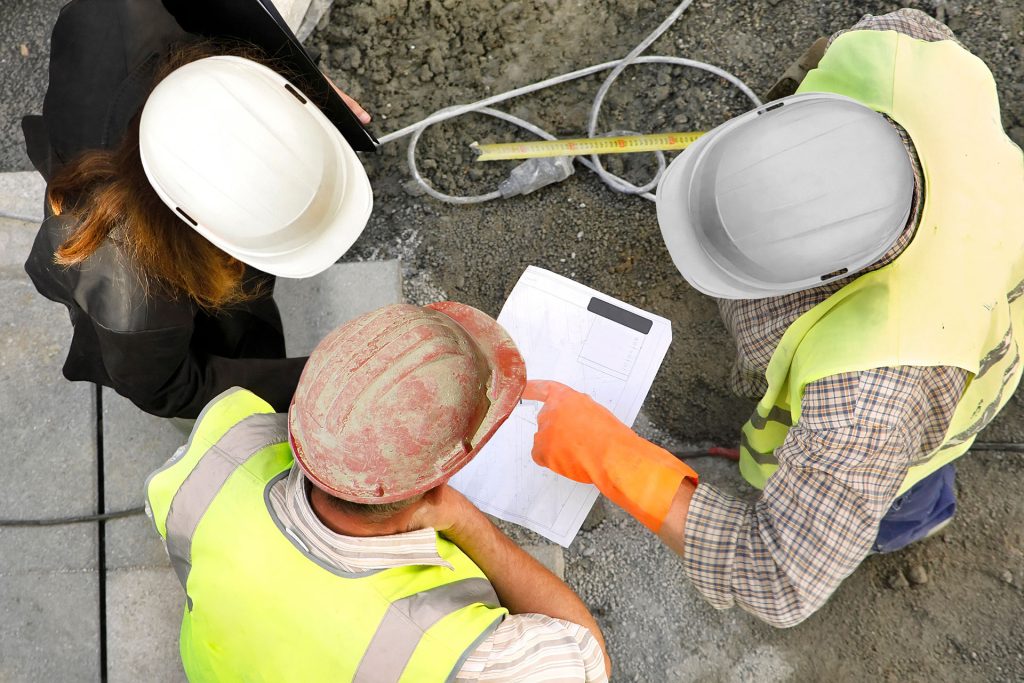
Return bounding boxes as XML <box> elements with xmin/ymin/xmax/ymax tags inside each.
<box><xmin>682</xmin><ymin>365</ymin><xmax>966</xmax><ymax>627</ymax></box>
<box><xmin>831</xmin><ymin>8</ymin><xmax>964</xmax><ymax>46</ymax></box>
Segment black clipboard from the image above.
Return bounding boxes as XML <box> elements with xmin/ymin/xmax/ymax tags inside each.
<box><xmin>162</xmin><ymin>0</ymin><xmax>379</xmax><ymax>152</ymax></box>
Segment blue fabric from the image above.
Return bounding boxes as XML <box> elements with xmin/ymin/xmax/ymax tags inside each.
<box><xmin>873</xmin><ymin>464</ymin><xmax>957</xmax><ymax>553</ymax></box>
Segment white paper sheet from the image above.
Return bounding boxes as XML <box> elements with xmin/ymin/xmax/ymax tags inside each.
<box><xmin>449</xmin><ymin>266</ymin><xmax>672</xmax><ymax>546</ymax></box>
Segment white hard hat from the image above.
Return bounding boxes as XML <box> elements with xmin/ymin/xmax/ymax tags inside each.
<box><xmin>139</xmin><ymin>56</ymin><xmax>372</xmax><ymax>279</ymax></box>
<box><xmin>656</xmin><ymin>93</ymin><xmax>914</xmax><ymax>299</ymax></box>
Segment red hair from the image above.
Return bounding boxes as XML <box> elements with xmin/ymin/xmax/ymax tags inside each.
<box><xmin>47</xmin><ymin>40</ymin><xmax>287</xmax><ymax>310</ymax></box>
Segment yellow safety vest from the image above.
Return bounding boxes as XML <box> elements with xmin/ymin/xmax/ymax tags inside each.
<box><xmin>739</xmin><ymin>29</ymin><xmax>1024</xmax><ymax>495</ymax></box>
<box><xmin>146</xmin><ymin>388</ymin><xmax>507</xmax><ymax>682</ymax></box>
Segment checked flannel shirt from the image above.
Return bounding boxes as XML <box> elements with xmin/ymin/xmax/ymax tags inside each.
<box><xmin>682</xmin><ymin>9</ymin><xmax>973</xmax><ymax>627</ymax></box>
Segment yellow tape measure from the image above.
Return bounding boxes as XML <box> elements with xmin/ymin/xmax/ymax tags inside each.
<box><xmin>471</xmin><ymin>131</ymin><xmax>705</xmax><ymax>161</ymax></box>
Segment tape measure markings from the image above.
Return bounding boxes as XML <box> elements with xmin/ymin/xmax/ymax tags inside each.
<box><xmin>471</xmin><ymin>131</ymin><xmax>705</xmax><ymax>161</ymax></box>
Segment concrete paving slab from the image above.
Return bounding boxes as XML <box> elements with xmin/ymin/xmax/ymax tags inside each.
<box><xmin>100</xmin><ymin>392</ymin><xmax>189</xmax><ymax>682</ymax></box>
<box><xmin>0</xmin><ymin>212</ymin><xmax>99</xmax><ymax>680</ymax></box>
<box><xmin>101</xmin><ymin>389</ymin><xmax>185</xmax><ymax>570</ymax></box>
<box><xmin>0</xmin><ymin>216</ymin><xmax>38</xmax><ymax>274</ymax></box>
<box><xmin>522</xmin><ymin>544</ymin><xmax>566</xmax><ymax>581</ymax></box>
<box><xmin>106</xmin><ymin>567</ymin><xmax>186</xmax><ymax>683</ymax></box>
<box><xmin>0</xmin><ymin>170</ymin><xmax>45</xmax><ymax>222</ymax></box>
<box><xmin>0</xmin><ymin>280</ymin><xmax>96</xmax><ymax>521</ymax></box>
<box><xmin>0</xmin><ymin>277</ymin><xmax>97</xmax><ymax>573</ymax></box>
<box><xmin>0</xmin><ymin>570</ymin><xmax>101</xmax><ymax>683</ymax></box>
<box><xmin>275</xmin><ymin>259</ymin><xmax>403</xmax><ymax>356</ymax></box>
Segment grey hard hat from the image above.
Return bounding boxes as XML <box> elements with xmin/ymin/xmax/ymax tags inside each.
<box><xmin>656</xmin><ymin>93</ymin><xmax>914</xmax><ymax>299</ymax></box>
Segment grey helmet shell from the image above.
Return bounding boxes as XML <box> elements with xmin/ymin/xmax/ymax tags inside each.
<box><xmin>656</xmin><ymin>93</ymin><xmax>914</xmax><ymax>299</ymax></box>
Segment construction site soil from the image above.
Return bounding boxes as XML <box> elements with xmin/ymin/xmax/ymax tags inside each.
<box><xmin>313</xmin><ymin>0</ymin><xmax>1024</xmax><ymax>680</ymax></box>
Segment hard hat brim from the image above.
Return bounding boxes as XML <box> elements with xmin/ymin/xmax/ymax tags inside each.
<box><xmin>657</xmin><ymin>126</ymin><xmax>761</xmax><ymax>299</ymax></box>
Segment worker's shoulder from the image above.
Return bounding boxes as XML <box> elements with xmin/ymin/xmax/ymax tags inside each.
<box><xmin>33</xmin><ymin>214</ymin><xmax>194</xmax><ymax>334</ymax></box>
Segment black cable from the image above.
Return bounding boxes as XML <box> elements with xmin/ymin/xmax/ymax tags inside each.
<box><xmin>0</xmin><ymin>506</ymin><xmax>145</xmax><ymax>527</ymax></box>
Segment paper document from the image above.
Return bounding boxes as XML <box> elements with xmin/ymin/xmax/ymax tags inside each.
<box><xmin>449</xmin><ymin>266</ymin><xmax>672</xmax><ymax>546</ymax></box>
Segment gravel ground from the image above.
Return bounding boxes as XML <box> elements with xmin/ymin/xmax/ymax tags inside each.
<box><xmin>3</xmin><ymin>0</ymin><xmax>1023</xmax><ymax>680</ymax></box>
<box><xmin>310</xmin><ymin>0</ymin><xmax>1024</xmax><ymax>679</ymax></box>
<box><xmin>0</xmin><ymin>0</ymin><xmax>65</xmax><ymax>171</ymax></box>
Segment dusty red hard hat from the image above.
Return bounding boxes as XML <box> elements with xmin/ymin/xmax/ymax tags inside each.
<box><xmin>288</xmin><ymin>302</ymin><xmax>526</xmax><ymax>503</ymax></box>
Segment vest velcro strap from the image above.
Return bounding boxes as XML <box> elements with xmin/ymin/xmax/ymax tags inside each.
<box><xmin>353</xmin><ymin>578</ymin><xmax>500</xmax><ymax>682</ymax></box>
<box><xmin>1008</xmin><ymin>277</ymin><xmax>1024</xmax><ymax>304</ymax></box>
<box><xmin>976</xmin><ymin>327</ymin><xmax>1014</xmax><ymax>380</ymax></box>
<box><xmin>747</xmin><ymin>405</ymin><xmax>793</xmax><ymax>430</ymax></box>
<box><xmin>165</xmin><ymin>413</ymin><xmax>288</xmax><ymax>591</ymax></box>
<box><xmin>740</xmin><ymin>431</ymin><xmax>778</xmax><ymax>465</ymax></box>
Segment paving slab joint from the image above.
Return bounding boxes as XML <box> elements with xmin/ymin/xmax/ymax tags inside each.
<box><xmin>0</xmin><ymin>171</ymin><xmax>45</xmax><ymax>223</ymax></box>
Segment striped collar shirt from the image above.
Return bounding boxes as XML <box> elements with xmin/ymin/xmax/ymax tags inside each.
<box><xmin>268</xmin><ymin>465</ymin><xmax>608</xmax><ymax>682</ymax></box>
<box><xmin>268</xmin><ymin>465</ymin><xmax>453</xmax><ymax>572</ymax></box>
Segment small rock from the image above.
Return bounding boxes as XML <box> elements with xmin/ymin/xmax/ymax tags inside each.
<box><xmin>522</xmin><ymin>544</ymin><xmax>566</xmax><ymax>580</ymax></box>
<box><xmin>427</xmin><ymin>49</ymin><xmax>445</xmax><ymax>75</ymax></box>
<box><xmin>316</xmin><ymin>8</ymin><xmax>331</xmax><ymax>31</ymax></box>
<box><xmin>907</xmin><ymin>565</ymin><xmax>929</xmax><ymax>585</ymax></box>
<box><xmin>582</xmin><ymin>499</ymin><xmax>606</xmax><ymax>530</ymax></box>
<box><xmin>1001</xmin><ymin>569</ymin><xmax>1014</xmax><ymax>584</ymax></box>
<box><xmin>348</xmin><ymin>47</ymin><xmax>363</xmax><ymax>70</ymax></box>
<box><xmin>401</xmin><ymin>179</ymin><xmax>426</xmax><ymax>197</ymax></box>
<box><xmin>887</xmin><ymin>569</ymin><xmax>910</xmax><ymax>589</ymax></box>
<box><xmin>582</xmin><ymin>546</ymin><xmax>596</xmax><ymax>558</ymax></box>
<box><xmin>19</xmin><ymin>43</ymin><xmax>29</xmax><ymax>57</ymax></box>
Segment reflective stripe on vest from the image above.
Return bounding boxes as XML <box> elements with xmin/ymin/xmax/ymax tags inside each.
<box><xmin>165</xmin><ymin>412</ymin><xmax>287</xmax><ymax>589</ymax></box>
<box><xmin>738</xmin><ymin>30</ymin><xmax>1024</xmax><ymax>495</ymax></box>
<box><xmin>145</xmin><ymin>388</ymin><xmax>507</xmax><ymax>682</ymax></box>
<box><xmin>355</xmin><ymin>577</ymin><xmax>498</xmax><ymax>680</ymax></box>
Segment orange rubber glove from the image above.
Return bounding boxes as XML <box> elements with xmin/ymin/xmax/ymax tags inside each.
<box><xmin>524</xmin><ymin>380</ymin><xmax>698</xmax><ymax>533</ymax></box>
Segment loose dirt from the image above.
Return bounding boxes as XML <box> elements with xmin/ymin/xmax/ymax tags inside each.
<box><xmin>314</xmin><ymin>1</ymin><xmax>1024</xmax><ymax>679</ymax></box>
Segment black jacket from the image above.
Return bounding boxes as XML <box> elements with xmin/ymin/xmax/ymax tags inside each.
<box><xmin>22</xmin><ymin>0</ymin><xmax>306</xmax><ymax>418</ymax></box>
